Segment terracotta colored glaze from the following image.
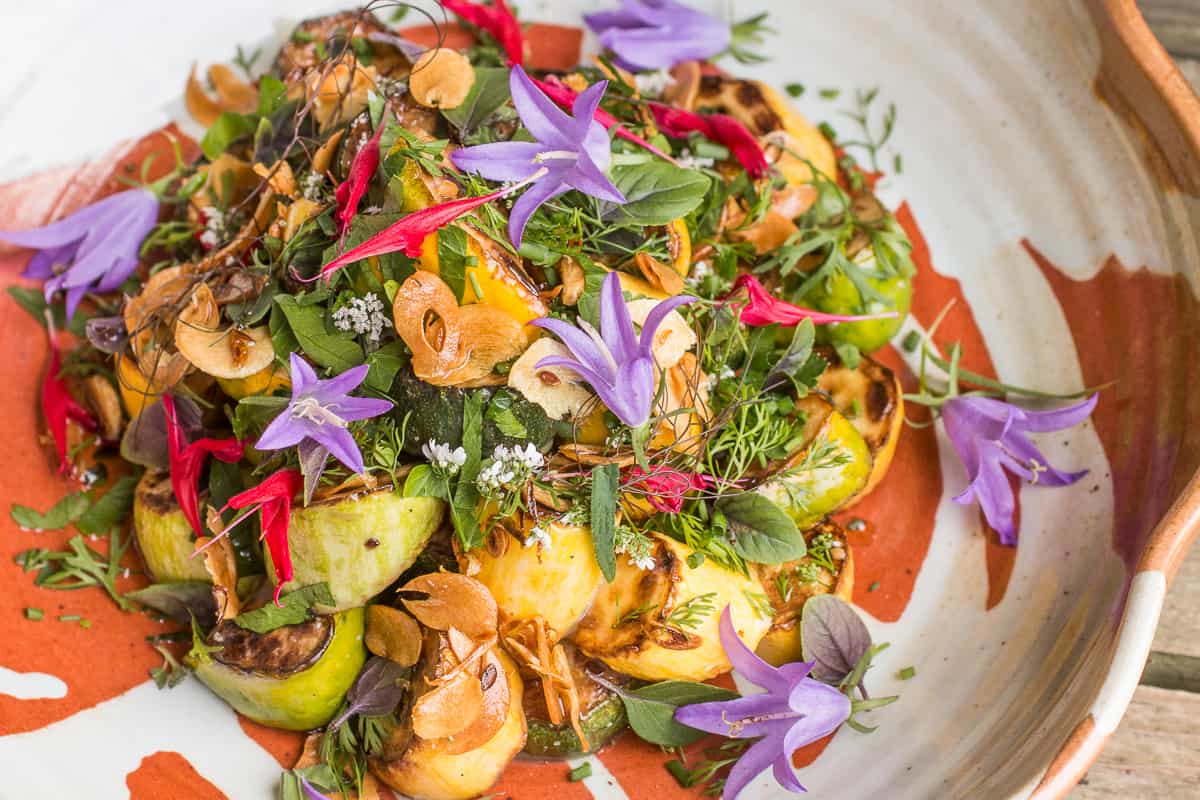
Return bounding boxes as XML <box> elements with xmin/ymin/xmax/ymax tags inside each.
<box><xmin>837</xmin><ymin>346</ymin><xmax>939</xmax><ymax>621</ymax></box>
<box><xmin>896</xmin><ymin>202</ymin><xmax>1019</xmax><ymax>609</ymax></box>
<box><xmin>401</xmin><ymin>22</ymin><xmax>583</xmax><ymax>72</ymax></box>
<box><xmin>237</xmin><ymin>716</ymin><xmax>305</xmax><ymax>769</ymax></box>
<box><xmin>126</xmin><ymin>751</ymin><xmax>229</xmax><ymax>800</ymax></box>
<box><xmin>1024</xmin><ymin>241</ymin><xmax>1200</xmax><ymax>574</ymax></box>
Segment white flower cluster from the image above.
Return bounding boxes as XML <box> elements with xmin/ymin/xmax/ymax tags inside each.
<box><xmin>199</xmin><ymin>206</ymin><xmax>228</xmax><ymax>250</ymax></box>
<box><xmin>422</xmin><ymin>440</ymin><xmax>467</xmax><ymax>475</ymax></box>
<box><xmin>301</xmin><ymin>171</ymin><xmax>326</xmax><ymax>201</ymax></box>
<box><xmin>634</xmin><ymin>68</ymin><xmax>676</xmax><ymax>98</ymax></box>
<box><xmin>676</xmin><ymin>149</ymin><xmax>716</xmax><ymax>171</ymax></box>
<box><xmin>629</xmin><ymin>553</ymin><xmax>657</xmax><ymax>571</ymax></box>
<box><xmin>523</xmin><ymin>524</ymin><xmax>552</xmax><ymax>550</ymax></box>
<box><xmin>332</xmin><ymin>293</ymin><xmax>388</xmax><ymax>342</ymax></box>
<box><xmin>476</xmin><ymin>443</ymin><xmax>544</xmax><ymax>493</ymax></box>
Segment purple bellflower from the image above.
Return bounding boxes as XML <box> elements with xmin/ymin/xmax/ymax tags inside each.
<box><xmin>942</xmin><ymin>393</ymin><xmax>1098</xmax><ymax>546</ymax></box>
<box><xmin>450</xmin><ymin>66</ymin><xmax>625</xmax><ymax>248</ymax></box>
<box><xmin>299</xmin><ymin>777</ymin><xmax>328</xmax><ymax>800</ymax></box>
<box><xmin>0</xmin><ymin>188</ymin><xmax>159</xmax><ymax>319</ymax></box>
<box><xmin>584</xmin><ymin>0</ymin><xmax>731</xmax><ymax>72</ymax></box>
<box><xmin>531</xmin><ymin>271</ymin><xmax>693</xmax><ymax>429</ymax></box>
<box><xmin>674</xmin><ymin>608</ymin><xmax>852</xmax><ymax>800</ymax></box>
<box><xmin>257</xmin><ymin>353</ymin><xmax>393</xmax><ymax>481</ymax></box>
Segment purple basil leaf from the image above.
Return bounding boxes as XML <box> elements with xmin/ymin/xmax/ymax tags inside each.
<box><xmin>329</xmin><ymin>655</ymin><xmax>408</xmax><ymax>731</ymax></box>
<box><xmin>84</xmin><ymin>315</ymin><xmax>129</xmax><ymax>354</ymax></box>
<box><xmin>126</xmin><ymin>581</ymin><xmax>218</xmax><ymax>627</ymax></box>
<box><xmin>119</xmin><ymin>395</ymin><xmax>203</xmax><ymax>470</ymax></box>
<box><xmin>800</xmin><ymin>594</ymin><xmax>872</xmax><ymax>685</ymax></box>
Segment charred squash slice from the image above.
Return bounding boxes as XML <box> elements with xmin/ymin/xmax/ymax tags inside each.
<box><xmin>468</xmin><ymin>522</ymin><xmax>603</xmax><ymax>641</ymax></box>
<box><xmin>816</xmin><ymin>351</ymin><xmax>904</xmax><ymax>503</ymax></box>
<box><xmin>753</xmin><ymin>520</ymin><xmax>854</xmax><ymax>667</ymax></box>
<box><xmin>572</xmin><ymin>534</ymin><xmax>771</xmax><ymax>682</ymax></box>
<box><xmin>132</xmin><ymin>470</ymin><xmax>208</xmax><ymax>583</ymax></box>
<box><xmin>266</xmin><ymin>489</ymin><xmax>445</xmax><ymax>611</ymax></box>
<box><xmin>191</xmin><ymin>607</ymin><xmax>367</xmax><ymax>731</ymax></box>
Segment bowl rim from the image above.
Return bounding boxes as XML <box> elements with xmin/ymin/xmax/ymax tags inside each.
<box><xmin>1029</xmin><ymin>1</ymin><xmax>1200</xmax><ymax>796</ymax></box>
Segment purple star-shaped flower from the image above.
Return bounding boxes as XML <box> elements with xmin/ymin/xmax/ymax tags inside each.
<box><xmin>585</xmin><ymin>0</ymin><xmax>732</xmax><ymax>71</ymax></box>
<box><xmin>450</xmin><ymin>66</ymin><xmax>625</xmax><ymax>248</ymax></box>
<box><xmin>530</xmin><ymin>271</ymin><xmax>693</xmax><ymax>429</ymax></box>
<box><xmin>256</xmin><ymin>353</ymin><xmax>393</xmax><ymax>478</ymax></box>
<box><xmin>0</xmin><ymin>188</ymin><xmax>159</xmax><ymax>319</ymax></box>
<box><xmin>942</xmin><ymin>393</ymin><xmax>1098</xmax><ymax>545</ymax></box>
<box><xmin>674</xmin><ymin>608</ymin><xmax>851</xmax><ymax>800</ymax></box>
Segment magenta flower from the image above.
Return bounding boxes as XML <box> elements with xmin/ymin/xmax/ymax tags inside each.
<box><xmin>450</xmin><ymin>66</ymin><xmax>624</xmax><ymax>248</ymax></box>
<box><xmin>674</xmin><ymin>608</ymin><xmax>851</xmax><ymax>800</ymax></box>
<box><xmin>943</xmin><ymin>393</ymin><xmax>1098</xmax><ymax>545</ymax></box>
<box><xmin>0</xmin><ymin>188</ymin><xmax>159</xmax><ymax>318</ymax></box>
<box><xmin>584</xmin><ymin>0</ymin><xmax>731</xmax><ymax>71</ymax></box>
<box><xmin>256</xmin><ymin>353</ymin><xmax>392</xmax><ymax>476</ymax></box>
<box><xmin>531</xmin><ymin>272</ymin><xmax>692</xmax><ymax>428</ymax></box>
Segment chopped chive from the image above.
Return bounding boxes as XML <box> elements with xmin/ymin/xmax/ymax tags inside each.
<box><xmin>818</xmin><ymin>122</ymin><xmax>838</xmax><ymax>141</ymax></box>
<box><xmin>59</xmin><ymin>614</ymin><xmax>82</xmax><ymax>623</ymax></box>
<box><xmin>898</xmin><ymin>666</ymin><xmax>916</xmax><ymax>680</ymax></box>
<box><xmin>568</xmin><ymin>762</ymin><xmax>593</xmax><ymax>782</ymax></box>
<box><xmin>786</xmin><ymin>83</ymin><xmax>805</xmax><ymax>98</ymax></box>
<box><xmin>79</xmin><ymin>619</ymin><xmax>92</xmax><ymax>629</ymax></box>
<box><xmin>24</xmin><ymin>607</ymin><xmax>44</xmax><ymax>621</ymax></box>
<box><xmin>901</xmin><ymin>330</ymin><xmax>921</xmax><ymax>353</ymax></box>
<box><xmin>894</xmin><ymin>153</ymin><xmax>904</xmax><ymax>174</ymax></box>
<box><xmin>665</xmin><ymin>760</ymin><xmax>693</xmax><ymax>787</ymax></box>
<box><xmin>868</xmin><ymin>580</ymin><xmax>880</xmax><ymax>592</ymax></box>
<box><xmin>819</xmin><ymin>88</ymin><xmax>841</xmax><ymax>100</ymax></box>
<box><xmin>468</xmin><ymin>271</ymin><xmax>485</xmax><ymax>300</ymax></box>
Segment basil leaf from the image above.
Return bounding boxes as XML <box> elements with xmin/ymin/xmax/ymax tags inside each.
<box><xmin>201</xmin><ymin>112</ymin><xmax>257</xmax><ymax>160</ymax></box>
<box><xmin>607</xmin><ymin>162</ymin><xmax>711</xmax><ymax>226</ymax></box>
<box><xmin>233</xmin><ymin>583</ymin><xmax>335</xmax><ymax>633</ymax></box>
<box><xmin>364</xmin><ymin>341</ymin><xmax>408</xmax><ymax>393</ymax></box>
<box><xmin>716</xmin><ymin>493</ymin><xmax>805</xmax><ymax>564</ymax></box>
<box><xmin>801</xmin><ymin>594</ymin><xmax>872</xmax><ymax>685</ymax></box>
<box><xmin>622</xmin><ymin>680</ymin><xmax>739</xmax><ymax>747</ymax></box>
<box><xmin>442</xmin><ymin>67</ymin><xmax>512</xmax><ymax>138</ymax></box>
<box><xmin>127</xmin><ymin>581</ymin><xmax>218</xmax><ymax>626</ymax></box>
<box><xmin>403</xmin><ymin>464</ymin><xmax>451</xmax><ymax>502</ymax></box>
<box><xmin>11</xmin><ymin>493</ymin><xmax>91</xmax><ymax>532</ymax></box>
<box><xmin>437</xmin><ymin>224</ymin><xmax>471</xmax><ymax>302</ymax></box>
<box><xmin>274</xmin><ymin>294</ymin><xmax>364</xmax><ymax>372</ymax></box>
<box><xmin>76</xmin><ymin>475</ymin><xmax>138</xmax><ymax>535</ymax></box>
<box><xmin>329</xmin><ymin>655</ymin><xmax>409</xmax><ymax>731</ymax></box>
<box><xmin>764</xmin><ymin>319</ymin><xmax>825</xmax><ymax>394</ymax></box>
<box><xmin>590</xmin><ymin>464</ymin><xmax>618</xmax><ymax>581</ymax></box>
<box><xmin>257</xmin><ymin>75</ymin><xmax>288</xmax><ymax>117</ymax></box>
<box><xmin>450</xmin><ymin>393</ymin><xmax>484</xmax><ymax>549</ymax></box>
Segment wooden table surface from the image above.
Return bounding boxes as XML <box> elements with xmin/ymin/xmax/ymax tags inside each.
<box><xmin>1073</xmin><ymin>11</ymin><xmax>1199</xmax><ymax>797</ymax></box>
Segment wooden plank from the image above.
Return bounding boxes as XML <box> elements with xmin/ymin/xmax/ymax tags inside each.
<box><xmin>1140</xmin><ymin>0</ymin><xmax>1200</xmax><ymax>59</ymax></box>
<box><xmin>1152</xmin><ymin>545</ymin><xmax>1200</xmax><ymax>658</ymax></box>
<box><xmin>1072</xmin><ymin>685</ymin><xmax>1200</xmax><ymax>798</ymax></box>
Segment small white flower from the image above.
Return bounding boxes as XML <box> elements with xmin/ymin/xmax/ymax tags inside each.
<box><xmin>524</xmin><ymin>524</ymin><xmax>552</xmax><ymax>549</ymax></box>
<box><xmin>422</xmin><ymin>439</ymin><xmax>466</xmax><ymax>475</ymax></box>
<box><xmin>199</xmin><ymin>206</ymin><xmax>227</xmax><ymax>250</ymax></box>
<box><xmin>634</xmin><ymin>68</ymin><xmax>676</xmax><ymax>99</ymax></box>
<box><xmin>630</xmin><ymin>554</ymin><xmax>656</xmax><ymax>571</ymax></box>
<box><xmin>301</xmin><ymin>171</ymin><xmax>326</xmax><ymax>201</ymax></box>
<box><xmin>332</xmin><ymin>293</ymin><xmax>388</xmax><ymax>342</ymax></box>
<box><xmin>676</xmin><ymin>149</ymin><xmax>715</xmax><ymax>171</ymax></box>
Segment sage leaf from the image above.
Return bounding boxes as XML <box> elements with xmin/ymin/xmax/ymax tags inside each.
<box><xmin>607</xmin><ymin>162</ymin><xmax>711</xmax><ymax>226</ymax></box>
<box><xmin>77</xmin><ymin>475</ymin><xmax>138</xmax><ymax>535</ymax></box>
<box><xmin>274</xmin><ymin>294</ymin><xmax>364</xmax><ymax>372</ymax></box>
<box><xmin>621</xmin><ymin>680</ymin><xmax>739</xmax><ymax>747</ymax></box>
<box><xmin>127</xmin><ymin>581</ymin><xmax>218</xmax><ymax>626</ymax></box>
<box><xmin>590</xmin><ymin>464</ymin><xmax>618</xmax><ymax>581</ymax></box>
<box><xmin>800</xmin><ymin>594</ymin><xmax>872</xmax><ymax>685</ymax></box>
<box><xmin>442</xmin><ymin>67</ymin><xmax>512</xmax><ymax>138</ymax></box>
<box><xmin>450</xmin><ymin>392</ymin><xmax>484</xmax><ymax>549</ymax></box>
<box><xmin>716</xmin><ymin>493</ymin><xmax>805</xmax><ymax>564</ymax></box>
<box><xmin>233</xmin><ymin>583</ymin><xmax>335</xmax><ymax>634</ymax></box>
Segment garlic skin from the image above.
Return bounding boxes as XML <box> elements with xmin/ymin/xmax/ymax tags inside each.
<box><xmin>507</xmin><ymin>338</ymin><xmax>594</xmax><ymax>421</ymax></box>
<box><xmin>626</xmin><ymin>298</ymin><xmax>697</xmax><ymax>369</ymax></box>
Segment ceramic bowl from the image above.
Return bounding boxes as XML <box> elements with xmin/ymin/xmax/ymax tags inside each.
<box><xmin>0</xmin><ymin>1</ymin><xmax>1197</xmax><ymax>798</ymax></box>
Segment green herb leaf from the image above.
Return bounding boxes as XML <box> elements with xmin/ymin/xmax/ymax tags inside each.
<box><xmin>11</xmin><ymin>493</ymin><xmax>91</xmax><ymax>532</ymax></box>
<box><xmin>403</xmin><ymin>464</ymin><xmax>451</xmax><ymax>502</ymax></box>
<box><xmin>835</xmin><ymin>341</ymin><xmax>862</xmax><ymax>370</ymax></box>
<box><xmin>436</xmin><ymin>224</ymin><xmax>471</xmax><ymax>302</ymax></box>
<box><xmin>76</xmin><ymin>475</ymin><xmax>138</xmax><ymax>535</ymax></box>
<box><xmin>233</xmin><ymin>583</ymin><xmax>335</xmax><ymax>634</ymax></box>
<box><xmin>716</xmin><ymin>493</ymin><xmax>805</xmax><ymax>564</ymax></box>
<box><xmin>127</xmin><ymin>581</ymin><xmax>219</xmax><ymax>626</ymax></box>
<box><xmin>590</xmin><ymin>464</ymin><xmax>618</xmax><ymax>582</ymax></box>
<box><xmin>442</xmin><ymin>67</ymin><xmax>512</xmax><ymax>138</ymax></box>
<box><xmin>763</xmin><ymin>319</ymin><xmax>824</xmax><ymax>394</ymax></box>
<box><xmin>897</xmin><ymin>666</ymin><xmax>915</xmax><ymax>680</ymax></box>
<box><xmin>786</xmin><ymin>82</ymin><xmax>805</xmax><ymax>97</ymax></box>
<box><xmin>364</xmin><ymin>341</ymin><xmax>408</xmax><ymax>394</ymax></box>
<box><xmin>201</xmin><ymin>112</ymin><xmax>257</xmax><ymax>161</ymax></box>
<box><xmin>450</xmin><ymin>393</ymin><xmax>484</xmax><ymax>549</ymax></box>
<box><xmin>24</xmin><ymin>607</ymin><xmax>44</xmax><ymax>621</ymax></box>
<box><xmin>607</xmin><ymin>162</ymin><xmax>711</xmax><ymax>226</ymax></box>
<box><xmin>274</xmin><ymin>294</ymin><xmax>364</xmax><ymax>372</ymax></box>
<box><xmin>622</xmin><ymin>680</ymin><xmax>739</xmax><ymax>746</ymax></box>
<box><xmin>568</xmin><ymin>762</ymin><xmax>593</xmax><ymax>782</ymax></box>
